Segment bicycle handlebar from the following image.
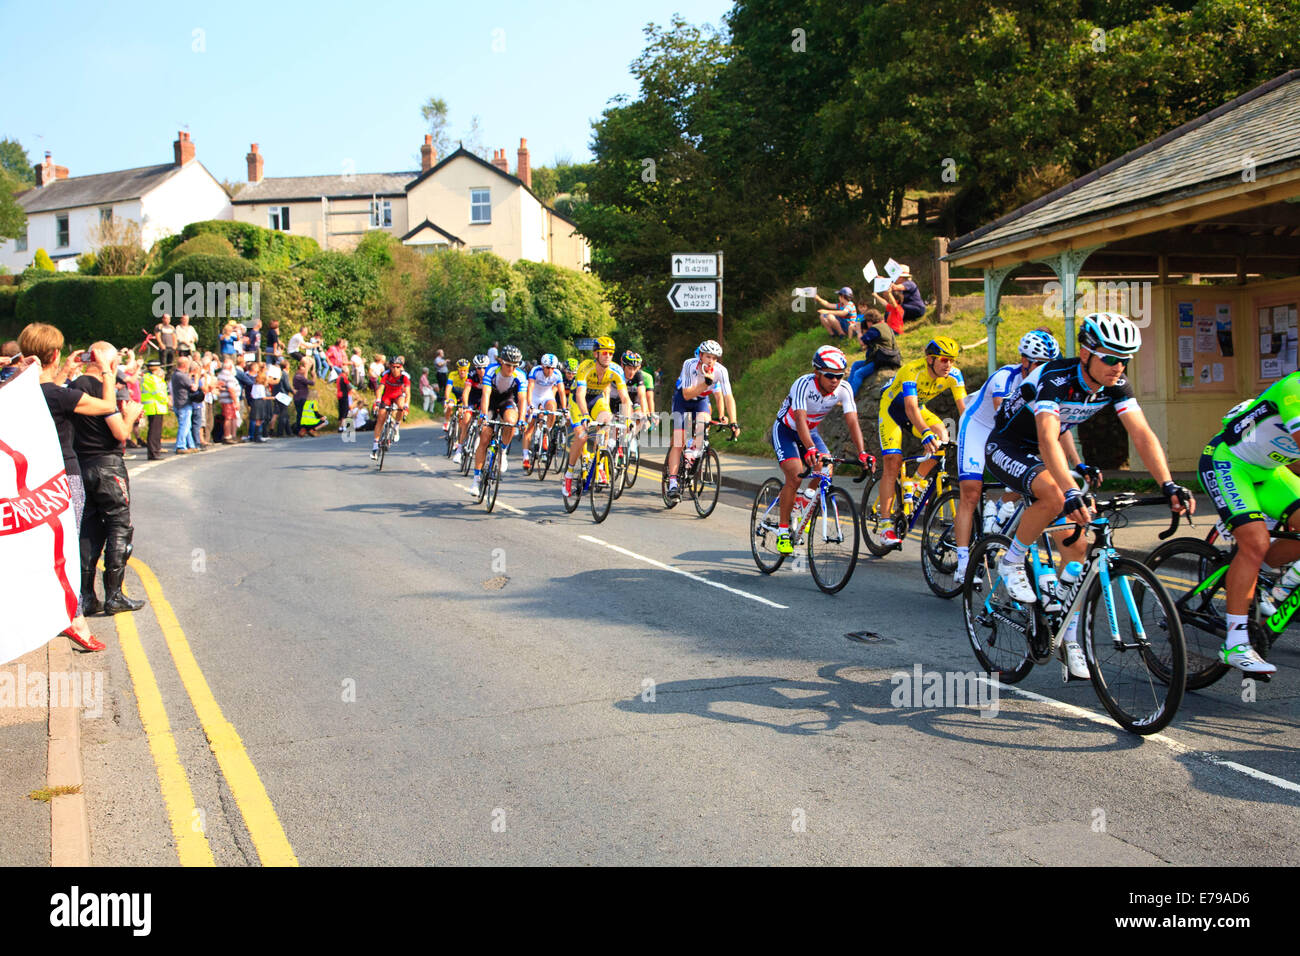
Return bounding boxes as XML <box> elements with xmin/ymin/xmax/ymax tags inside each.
<box><xmin>1058</xmin><ymin>491</ymin><xmax>1192</xmax><ymax>545</ymax></box>
<box><xmin>797</xmin><ymin>456</ymin><xmax>871</xmax><ymax>484</ymax></box>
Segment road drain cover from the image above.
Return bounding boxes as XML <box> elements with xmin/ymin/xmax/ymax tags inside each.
<box><xmin>482</xmin><ymin>576</ymin><xmax>510</xmax><ymax>591</ymax></box>
<box><xmin>845</xmin><ymin>631</ymin><xmax>885</xmax><ymax>644</ymax></box>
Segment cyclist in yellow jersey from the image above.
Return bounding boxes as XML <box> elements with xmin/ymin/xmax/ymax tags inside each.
<box><xmin>564</xmin><ymin>336</ymin><xmax>632</xmax><ymax>498</ymax></box>
<box><xmin>877</xmin><ymin>336</ymin><xmax>967</xmax><ymax>548</ymax></box>
<box><xmin>444</xmin><ymin>358</ymin><xmax>471</xmax><ymax>434</ymax></box>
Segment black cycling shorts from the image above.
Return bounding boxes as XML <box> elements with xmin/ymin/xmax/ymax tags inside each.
<box><xmin>984</xmin><ymin>439</ymin><xmax>1046</xmax><ymax>498</ymax></box>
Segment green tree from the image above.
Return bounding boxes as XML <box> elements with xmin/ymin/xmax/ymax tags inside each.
<box><xmin>0</xmin><ymin>139</ymin><xmax>33</xmax><ymax>185</ymax></box>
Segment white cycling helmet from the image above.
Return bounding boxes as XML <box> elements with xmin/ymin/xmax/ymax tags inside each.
<box><xmin>698</xmin><ymin>339</ymin><xmax>723</xmax><ymax>357</ymax></box>
<box><xmin>540</xmin><ymin>353</ymin><xmax>558</xmax><ymax>368</ymax></box>
<box><xmin>1078</xmin><ymin>312</ymin><xmax>1141</xmax><ymax>355</ymax></box>
<box><xmin>811</xmin><ymin>345</ymin><xmax>848</xmax><ymax>372</ymax></box>
<box><xmin>1019</xmin><ymin>330</ymin><xmax>1060</xmax><ymax>362</ymax></box>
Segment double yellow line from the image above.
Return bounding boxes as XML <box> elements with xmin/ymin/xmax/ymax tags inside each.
<box><xmin>116</xmin><ymin>558</ymin><xmax>298</xmax><ymax>866</ymax></box>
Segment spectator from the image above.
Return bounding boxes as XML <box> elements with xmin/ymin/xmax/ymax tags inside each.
<box><xmin>188</xmin><ymin>354</ymin><xmax>206</xmax><ymax>450</ymax></box>
<box><xmin>871</xmin><ymin>284</ymin><xmax>905</xmax><ymax>335</ymax></box>
<box><xmin>218</xmin><ymin>358</ymin><xmax>241</xmax><ymax>442</ymax></box>
<box><xmin>353</xmin><ymin>401</ymin><xmax>371</xmax><ymax>431</ymax></box>
<box><xmin>326</xmin><ymin>338</ymin><xmax>347</xmax><ymax>376</ymax></box>
<box><xmin>434</xmin><ymin>349</ymin><xmax>448</xmax><ymax>404</ymax></box>
<box><xmin>117</xmin><ymin>349</ymin><xmax>145</xmax><ymax>448</ymax></box>
<box><xmin>155</xmin><ymin>313</ymin><xmax>178</xmax><ymax>371</ymax></box>
<box><xmin>170</xmin><ymin>354</ymin><xmax>199</xmax><ymax>454</ymax></box>
<box><xmin>288</xmin><ymin>325</ymin><xmax>307</xmax><ymax>360</ymax></box>
<box><xmin>198</xmin><ymin>354</ymin><xmax>219</xmax><ymax>446</ymax></box>
<box><xmin>248</xmin><ymin>363</ymin><xmax>269</xmax><ymax>443</ymax></box>
<box><xmin>487</xmin><ymin>341</ymin><xmax>499</xmax><ymax>364</ymax></box>
<box><xmin>292</xmin><ymin>360</ymin><xmax>314</xmax><ymax>434</ymax></box>
<box><xmin>264</xmin><ymin>318</ymin><xmax>282</xmax><ymax>360</ymax></box>
<box><xmin>368</xmin><ymin>354</ymin><xmax>385</xmax><ymax>392</ymax></box>
<box><xmin>140</xmin><ymin>357</ymin><xmax>169</xmax><ymax>460</ymax></box>
<box><xmin>336</xmin><ymin>370</ymin><xmax>353</xmax><ymax>426</ymax></box>
<box><xmin>69</xmin><ymin>339</ymin><xmax>145</xmax><ymax>617</ymax></box>
<box><xmin>891</xmin><ymin>264</ymin><xmax>927</xmax><ymax>324</ymax></box>
<box><xmin>243</xmin><ymin>318</ymin><xmax>263</xmax><ymax>362</ymax></box>
<box><xmin>309</xmin><ymin>333</ymin><xmax>329</xmax><ymax>376</ymax></box>
<box><xmin>846</xmin><ymin>308</ymin><xmax>904</xmax><ymax>396</ymax></box>
<box><xmin>174</xmin><ymin>313</ymin><xmax>199</xmax><ymax>357</ymax></box>
<box><xmin>219</xmin><ymin>322</ymin><xmax>240</xmax><ymax>357</ymax></box>
<box><xmin>19</xmin><ymin>325</ymin><xmax>121</xmax><ymax>650</ymax></box>
<box><xmin>273</xmin><ymin>358</ymin><xmax>295</xmax><ymax>436</ymax></box>
<box><xmin>814</xmin><ymin>287</ymin><xmax>858</xmax><ymax>339</ymax></box>
<box><xmin>350</xmin><ymin>346</ymin><xmax>365</xmax><ymax>387</ymax></box>
<box><xmin>297</xmin><ymin>397</ymin><xmax>327</xmax><ymax>437</ymax></box>
<box><xmin>234</xmin><ymin>355</ymin><xmax>255</xmax><ymax>440</ymax></box>
<box><xmin>419</xmin><ymin>367</ymin><xmax>434</xmax><ymax>411</ymax></box>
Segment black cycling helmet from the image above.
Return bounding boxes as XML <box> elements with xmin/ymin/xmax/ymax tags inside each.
<box><xmin>500</xmin><ymin>344</ymin><xmax>523</xmax><ymax>365</ymax></box>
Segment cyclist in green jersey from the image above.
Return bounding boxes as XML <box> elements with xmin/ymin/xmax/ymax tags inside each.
<box><xmin>1198</xmin><ymin>370</ymin><xmax>1300</xmax><ymax>675</ymax></box>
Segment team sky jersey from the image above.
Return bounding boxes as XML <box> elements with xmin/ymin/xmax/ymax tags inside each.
<box><xmin>379</xmin><ymin>369</ymin><xmax>411</xmax><ymax>404</ymax></box>
<box><xmin>573</xmin><ymin>358</ymin><xmax>626</xmax><ymax>394</ymax></box>
<box><xmin>526</xmin><ymin>366</ymin><xmax>564</xmax><ymax>403</ymax></box>
<box><xmin>675</xmin><ymin>358</ymin><xmax>731</xmax><ymax>397</ymax></box>
<box><xmin>879</xmin><ymin>357</ymin><xmax>966</xmax><ymax>425</ymax></box>
<box><xmin>484</xmin><ymin>364</ymin><xmax>527</xmax><ymax>396</ymax></box>
<box><xmin>777</xmin><ymin>373</ymin><xmax>857</xmax><ymax>429</ymax></box>
<box><xmin>992</xmin><ymin>357</ymin><xmax>1137</xmax><ymax>446</ymax></box>
<box><xmin>961</xmin><ymin>363</ymin><xmax>1023</xmax><ymax>432</ymax></box>
<box><xmin>1213</xmin><ymin>371</ymin><xmax>1300</xmax><ymax>468</ymax></box>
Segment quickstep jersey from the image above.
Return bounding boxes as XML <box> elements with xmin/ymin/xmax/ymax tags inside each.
<box><xmin>992</xmin><ymin>357</ymin><xmax>1137</xmax><ymax>446</ymax></box>
<box><xmin>1213</xmin><ymin>371</ymin><xmax>1300</xmax><ymax>468</ymax></box>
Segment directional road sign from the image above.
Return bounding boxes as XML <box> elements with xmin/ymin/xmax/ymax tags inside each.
<box><xmin>670</xmin><ymin>254</ymin><xmax>719</xmax><ymax>278</ymax></box>
<box><xmin>667</xmin><ymin>282</ymin><xmax>718</xmax><ymax>312</ymax></box>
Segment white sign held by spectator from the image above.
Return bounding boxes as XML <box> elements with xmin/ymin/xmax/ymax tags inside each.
<box><xmin>793</xmin><ymin>287</ymin><xmax>818</xmax><ymax>297</ymax></box>
<box><xmin>0</xmin><ymin>366</ymin><xmax>79</xmax><ymax>664</ymax></box>
<box><xmin>862</xmin><ymin>260</ymin><xmax>878</xmax><ymax>282</ymax></box>
<box><xmin>884</xmin><ymin>258</ymin><xmax>903</xmax><ymax>281</ymax></box>
<box><xmin>873</xmin><ymin>276</ymin><xmax>894</xmax><ymax>293</ymax></box>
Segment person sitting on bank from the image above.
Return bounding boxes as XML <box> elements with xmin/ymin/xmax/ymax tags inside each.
<box><xmin>297</xmin><ymin>398</ymin><xmax>328</xmax><ymax>437</ymax></box>
<box><xmin>813</xmin><ymin>287</ymin><xmax>858</xmax><ymax>340</ymax></box>
<box><xmin>846</xmin><ymin>308</ymin><xmax>904</xmax><ymax>396</ymax></box>
<box><xmin>890</xmin><ymin>264</ymin><xmax>927</xmax><ymax>325</ymax></box>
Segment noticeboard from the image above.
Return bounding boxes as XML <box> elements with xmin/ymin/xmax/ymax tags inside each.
<box><xmin>1254</xmin><ymin>294</ymin><xmax>1299</xmax><ymax>384</ymax></box>
<box><xmin>1174</xmin><ymin>297</ymin><xmax>1235</xmax><ymax>392</ymax></box>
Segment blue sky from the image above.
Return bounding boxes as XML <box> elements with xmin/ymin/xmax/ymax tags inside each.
<box><xmin>0</xmin><ymin>0</ymin><xmax>734</xmax><ymax>184</ymax></box>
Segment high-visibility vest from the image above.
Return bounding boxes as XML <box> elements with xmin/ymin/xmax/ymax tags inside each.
<box><xmin>299</xmin><ymin>399</ymin><xmax>324</xmax><ymax>427</ymax></box>
<box><xmin>140</xmin><ymin>373</ymin><xmax>169</xmax><ymax>416</ymax></box>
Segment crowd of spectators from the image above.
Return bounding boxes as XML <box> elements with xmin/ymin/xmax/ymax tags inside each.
<box><xmin>815</xmin><ymin>263</ymin><xmax>927</xmax><ymax>395</ymax></box>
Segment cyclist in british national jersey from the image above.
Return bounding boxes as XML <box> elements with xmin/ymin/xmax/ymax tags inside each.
<box><xmin>1197</xmin><ymin>373</ymin><xmax>1300</xmax><ymax>676</ymax></box>
<box><xmin>469</xmin><ymin>345</ymin><xmax>527</xmax><ymax>498</ymax></box>
<box><xmin>985</xmin><ymin>312</ymin><xmax>1193</xmax><ymax>679</ymax></box>
<box><xmin>665</xmin><ymin>339</ymin><xmax>739</xmax><ymax>502</ymax></box>
<box><xmin>770</xmin><ymin>346</ymin><xmax>875</xmax><ymax>554</ymax></box>
<box><xmin>371</xmin><ymin>356</ymin><xmax>411</xmax><ymax>460</ymax></box>
<box><xmin>451</xmin><ymin>355</ymin><xmax>489</xmax><ymax>464</ymax></box>
<box><xmin>520</xmin><ymin>353</ymin><xmax>566</xmax><ymax>473</ymax></box>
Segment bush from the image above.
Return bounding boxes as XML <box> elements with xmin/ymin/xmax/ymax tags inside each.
<box><xmin>511</xmin><ymin>259</ymin><xmax>613</xmax><ymax>360</ymax></box>
<box><xmin>161</xmin><ymin>233</ymin><xmax>238</xmax><ymax>267</ymax></box>
<box><xmin>421</xmin><ymin>250</ymin><xmax>529</xmax><ymax>361</ymax></box>
<box><xmin>33</xmin><ymin>248</ymin><xmax>55</xmax><ymax>272</ymax></box>
<box><xmin>152</xmin><ymin>220</ymin><xmax>318</xmax><ymax>271</ymax></box>
<box><xmin>0</xmin><ymin>286</ymin><xmax>19</xmax><ymax>336</ymax></box>
<box><xmin>300</xmin><ymin>251</ymin><xmax>381</xmax><ymax>344</ymax></box>
<box><xmin>75</xmin><ymin>251</ymin><xmax>98</xmax><ymax>274</ymax></box>
<box><xmin>14</xmin><ymin>276</ymin><xmax>156</xmax><ymax>349</ymax></box>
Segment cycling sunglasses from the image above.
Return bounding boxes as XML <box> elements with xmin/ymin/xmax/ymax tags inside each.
<box><xmin>820</xmin><ymin>371</ymin><xmax>845</xmax><ymax>381</ymax></box>
<box><xmin>1093</xmin><ymin>352</ymin><xmax>1131</xmax><ymax>367</ymax></box>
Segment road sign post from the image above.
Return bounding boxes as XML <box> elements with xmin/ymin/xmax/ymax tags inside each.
<box><xmin>668</xmin><ymin>252</ymin><xmax>725</xmax><ymax>344</ymax></box>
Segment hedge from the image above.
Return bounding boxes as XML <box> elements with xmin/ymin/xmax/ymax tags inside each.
<box><xmin>0</xmin><ymin>286</ymin><xmax>19</xmax><ymax>337</ymax></box>
<box><xmin>152</xmin><ymin>221</ymin><xmax>319</xmax><ymax>271</ymax></box>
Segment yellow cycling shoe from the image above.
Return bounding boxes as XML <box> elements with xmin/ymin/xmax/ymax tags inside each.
<box><xmin>776</xmin><ymin>530</ymin><xmax>793</xmax><ymax>554</ymax></box>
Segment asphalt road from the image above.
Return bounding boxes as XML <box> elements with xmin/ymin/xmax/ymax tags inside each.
<box><xmin>81</xmin><ymin>425</ymin><xmax>1300</xmax><ymax>865</ymax></box>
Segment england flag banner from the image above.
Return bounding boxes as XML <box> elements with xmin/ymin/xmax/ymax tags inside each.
<box><xmin>0</xmin><ymin>364</ymin><xmax>78</xmax><ymax>663</ymax></box>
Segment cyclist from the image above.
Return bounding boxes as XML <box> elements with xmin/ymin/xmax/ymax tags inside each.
<box><xmin>521</xmin><ymin>353</ymin><xmax>567</xmax><ymax>473</ymax></box>
<box><xmin>562</xmin><ymin>357</ymin><xmax>579</xmax><ymax>395</ymax></box>
<box><xmin>951</xmin><ymin>330</ymin><xmax>1096</xmax><ymax>580</ymax></box>
<box><xmin>370</xmin><ymin>355</ymin><xmax>411</xmax><ymax>460</ymax></box>
<box><xmin>771</xmin><ymin>345</ymin><xmax>875</xmax><ymax>554</ymax></box>
<box><xmin>451</xmin><ymin>355</ymin><xmax>489</xmax><ymax>464</ymax></box>
<box><xmin>609</xmin><ymin>350</ymin><xmax>654</xmax><ymax>442</ymax></box>
<box><xmin>666</xmin><ymin>340</ymin><xmax>739</xmax><ymax>502</ymax></box>
<box><xmin>1197</xmin><ymin>372</ymin><xmax>1300</xmax><ymax>676</ymax></box>
<box><xmin>444</xmin><ymin>358</ymin><xmax>470</xmax><ymax>433</ymax></box>
<box><xmin>564</xmin><ymin>336</ymin><xmax>632</xmax><ymax>499</ymax></box>
<box><xmin>985</xmin><ymin>312</ymin><xmax>1192</xmax><ymax>679</ymax></box>
<box><xmin>876</xmin><ymin>336</ymin><xmax>968</xmax><ymax>548</ymax></box>
<box><xmin>469</xmin><ymin>345</ymin><xmax>526</xmax><ymax>498</ymax></box>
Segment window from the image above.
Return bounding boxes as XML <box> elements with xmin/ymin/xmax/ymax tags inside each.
<box><xmin>56</xmin><ymin>215</ymin><xmax>69</xmax><ymax>248</ymax></box>
<box><xmin>369</xmin><ymin>199</ymin><xmax>392</xmax><ymax>228</ymax></box>
<box><xmin>100</xmin><ymin>207</ymin><xmax>113</xmax><ymax>225</ymax></box>
<box><xmin>269</xmin><ymin>206</ymin><xmax>290</xmax><ymax>231</ymax></box>
<box><xmin>470</xmin><ymin>188</ymin><xmax>490</xmax><ymax>223</ymax></box>
<box><xmin>15</xmin><ymin>223</ymin><xmax>26</xmax><ymax>252</ymax></box>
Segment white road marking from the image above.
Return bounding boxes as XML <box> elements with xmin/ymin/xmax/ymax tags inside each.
<box><xmin>981</xmin><ymin>677</ymin><xmax>1300</xmax><ymax>796</ymax></box>
<box><xmin>579</xmin><ymin>534</ymin><xmax>788</xmax><ymax>609</ymax></box>
<box><xmin>452</xmin><ymin>483</ymin><xmax>527</xmax><ymax>515</ymax></box>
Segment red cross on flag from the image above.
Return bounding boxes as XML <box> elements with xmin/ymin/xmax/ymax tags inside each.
<box><xmin>0</xmin><ymin>364</ymin><xmax>79</xmax><ymax>664</ymax></box>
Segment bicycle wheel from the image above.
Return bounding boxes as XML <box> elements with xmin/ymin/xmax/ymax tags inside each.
<box><xmin>476</xmin><ymin>445</ymin><xmax>493</xmax><ymax>505</ymax></box>
<box><xmin>625</xmin><ymin>439</ymin><xmax>640</xmax><ymax>488</ymax></box>
<box><xmin>660</xmin><ymin>447</ymin><xmax>678</xmax><ymax>508</ymax></box>
<box><xmin>459</xmin><ymin>430</ymin><xmax>476</xmax><ymax>476</ymax></box>
<box><xmin>750</xmin><ymin>477</ymin><xmax>788</xmax><ymax>574</ymax></box>
<box><xmin>807</xmin><ymin>486</ymin><xmax>859</xmax><ymax>594</ymax></box>
<box><xmin>1082</xmin><ymin>556</ymin><xmax>1186</xmax><ymax>735</ymax></box>
<box><xmin>612</xmin><ymin>446</ymin><xmax>627</xmax><ymax>500</ymax></box>
<box><xmin>484</xmin><ymin>444</ymin><xmax>502</xmax><ymax>512</ymax></box>
<box><xmin>859</xmin><ymin>473</ymin><xmax>900</xmax><ymax>557</ymax></box>
<box><xmin>377</xmin><ymin>424</ymin><xmax>389</xmax><ymax>471</ymax></box>
<box><xmin>921</xmin><ymin>488</ymin><xmax>965</xmax><ymax>599</ymax></box>
<box><xmin>562</xmin><ymin>453</ymin><xmax>584</xmax><ymax>513</ymax></box>
<box><xmin>590</xmin><ymin>449</ymin><xmax>614</xmax><ymax>523</ymax></box>
<box><xmin>962</xmin><ymin>533</ymin><xmax>1035</xmax><ymax>683</ymax></box>
<box><xmin>693</xmin><ymin>447</ymin><xmax>721</xmax><ymax>518</ymax></box>
<box><xmin>444</xmin><ymin>426</ymin><xmax>454</xmax><ymax>458</ymax></box>
<box><xmin>1144</xmin><ymin>538</ymin><xmax>1234</xmax><ymax>690</ymax></box>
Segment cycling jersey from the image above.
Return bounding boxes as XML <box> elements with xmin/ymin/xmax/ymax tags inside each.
<box><xmin>573</xmin><ymin>358</ymin><xmax>626</xmax><ymax>394</ymax></box>
<box><xmin>675</xmin><ymin>358</ymin><xmax>731</xmax><ymax>398</ymax></box>
<box><xmin>879</xmin><ymin>357</ymin><xmax>966</xmax><ymax>427</ymax></box>
<box><xmin>526</xmin><ymin>366</ymin><xmax>563</xmax><ymax>405</ymax></box>
<box><xmin>379</xmin><ymin>369</ymin><xmax>410</xmax><ymax>405</ymax></box>
<box><xmin>777</xmin><ymin>373</ymin><xmax>856</xmax><ymax>430</ymax></box>
<box><xmin>484</xmin><ymin>364</ymin><xmax>526</xmax><ymax>397</ymax></box>
<box><xmin>991</xmin><ymin>357</ymin><xmax>1136</xmax><ymax>446</ymax></box>
<box><xmin>1213</xmin><ymin>372</ymin><xmax>1300</xmax><ymax>468</ymax></box>
<box><xmin>610</xmin><ymin>369</ymin><xmax>650</xmax><ymax>414</ymax></box>
<box><xmin>957</xmin><ymin>363</ymin><xmax>1024</xmax><ymax>480</ymax></box>
<box><xmin>448</xmin><ymin>369</ymin><xmax>470</xmax><ymax>393</ymax></box>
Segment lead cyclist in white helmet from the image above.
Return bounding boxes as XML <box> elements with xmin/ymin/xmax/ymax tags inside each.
<box><xmin>521</xmin><ymin>353</ymin><xmax>566</xmax><ymax>473</ymax></box>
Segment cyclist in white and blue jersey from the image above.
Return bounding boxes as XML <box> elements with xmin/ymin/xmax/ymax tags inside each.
<box><xmin>520</xmin><ymin>353</ymin><xmax>566</xmax><ymax>473</ymax></box>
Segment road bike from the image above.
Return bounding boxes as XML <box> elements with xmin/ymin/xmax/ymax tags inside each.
<box><xmin>661</xmin><ymin>419</ymin><xmax>737</xmax><ymax>518</ymax></box>
<box><xmin>1144</xmin><ymin>528</ymin><xmax>1290</xmax><ymax>689</ymax></box>
<box><xmin>562</xmin><ymin>419</ymin><xmax>616</xmax><ymax>523</ymax></box>
<box><xmin>921</xmin><ymin>481</ymin><xmax>1024</xmax><ymax>600</ymax></box>
<box><xmin>749</xmin><ymin>455</ymin><xmax>868</xmax><ymax>594</ymax></box>
<box><xmin>962</xmin><ymin>493</ymin><xmax>1188</xmax><ymax>735</ymax></box>
<box><xmin>860</xmin><ymin>442</ymin><xmax>954</xmax><ymax>557</ymax></box>
<box><xmin>525</xmin><ymin>407</ymin><xmax>566</xmax><ymax>481</ymax></box>
<box><xmin>475</xmin><ymin>417</ymin><xmax>513</xmax><ymax>512</ymax></box>
<box><xmin>459</xmin><ymin>414</ymin><xmax>482</xmax><ymax>477</ymax></box>
<box><xmin>611</xmin><ymin>418</ymin><xmax>645</xmax><ymax>498</ymax></box>
<box><xmin>375</xmin><ymin>405</ymin><xmax>404</xmax><ymax>471</ymax></box>
<box><xmin>443</xmin><ymin>402</ymin><xmax>459</xmax><ymax>458</ymax></box>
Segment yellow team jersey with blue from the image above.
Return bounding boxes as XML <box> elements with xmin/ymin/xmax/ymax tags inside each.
<box><xmin>878</xmin><ymin>357</ymin><xmax>966</xmax><ymax>453</ymax></box>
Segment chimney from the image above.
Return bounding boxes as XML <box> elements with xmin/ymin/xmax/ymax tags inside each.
<box><xmin>34</xmin><ymin>151</ymin><xmax>53</xmax><ymax>187</ymax></box>
<box><xmin>421</xmin><ymin>134</ymin><xmax>436</xmax><ymax>173</ymax></box>
<box><xmin>174</xmin><ymin>130</ymin><xmax>195</xmax><ymax>166</ymax></box>
<box><xmin>516</xmin><ymin>137</ymin><xmax>531</xmax><ymax>188</ymax></box>
<box><xmin>246</xmin><ymin>143</ymin><xmax>264</xmax><ymax>183</ymax></box>
<box><xmin>491</xmin><ymin>149</ymin><xmax>509</xmax><ymax>173</ymax></box>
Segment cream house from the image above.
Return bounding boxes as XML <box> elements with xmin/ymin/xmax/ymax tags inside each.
<box><xmin>0</xmin><ymin>132</ymin><xmax>232</xmax><ymax>273</ymax></box>
<box><xmin>404</xmin><ymin>139</ymin><xmax>589</xmax><ymax>270</ymax></box>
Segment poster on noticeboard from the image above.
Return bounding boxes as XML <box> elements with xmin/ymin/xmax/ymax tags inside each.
<box><xmin>1258</xmin><ymin>301</ymin><xmax>1299</xmax><ymax>380</ymax></box>
<box><xmin>1177</xmin><ymin>301</ymin><xmax>1234</xmax><ymax>390</ymax></box>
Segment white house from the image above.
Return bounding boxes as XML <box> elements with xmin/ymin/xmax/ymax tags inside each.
<box><xmin>0</xmin><ymin>132</ymin><xmax>232</xmax><ymax>273</ymax></box>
